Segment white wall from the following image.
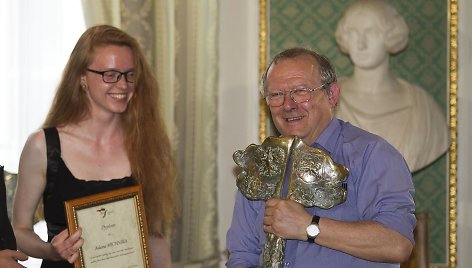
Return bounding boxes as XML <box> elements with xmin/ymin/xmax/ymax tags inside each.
<box><xmin>217</xmin><ymin>0</ymin><xmax>260</xmax><ymax>266</ymax></box>
<box><xmin>0</xmin><ymin>0</ymin><xmax>85</xmax><ymax>173</ymax></box>
<box><xmin>218</xmin><ymin>1</ymin><xmax>472</xmax><ymax>268</ymax></box>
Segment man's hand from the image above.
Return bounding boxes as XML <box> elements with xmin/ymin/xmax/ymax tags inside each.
<box><xmin>263</xmin><ymin>198</ymin><xmax>312</xmax><ymax>240</ymax></box>
<box><xmin>0</xmin><ymin>249</ymin><xmax>28</xmax><ymax>268</ymax></box>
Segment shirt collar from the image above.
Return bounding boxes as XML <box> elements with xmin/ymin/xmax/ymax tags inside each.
<box><xmin>310</xmin><ymin>117</ymin><xmax>341</xmax><ymax>154</ymax></box>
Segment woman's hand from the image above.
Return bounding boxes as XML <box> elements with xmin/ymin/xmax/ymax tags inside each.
<box><xmin>50</xmin><ymin>228</ymin><xmax>84</xmax><ymax>263</ymax></box>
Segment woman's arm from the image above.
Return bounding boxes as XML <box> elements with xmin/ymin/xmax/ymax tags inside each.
<box><xmin>12</xmin><ymin>130</ymin><xmax>83</xmax><ymax>262</ymax></box>
<box><xmin>149</xmin><ymin>235</ymin><xmax>171</xmax><ymax>268</ymax></box>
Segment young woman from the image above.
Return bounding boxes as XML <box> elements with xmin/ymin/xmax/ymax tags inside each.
<box><xmin>12</xmin><ymin>25</ymin><xmax>179</xmax><ymax>268</ymax></box>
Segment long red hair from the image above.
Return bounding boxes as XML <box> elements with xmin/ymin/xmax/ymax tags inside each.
<box><xmin>43</xmin><ymin>25</ymin><xmax>179</xmax><ymax>236</ymax></box>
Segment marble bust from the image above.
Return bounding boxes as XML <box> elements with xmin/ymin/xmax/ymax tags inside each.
<box><xmin>334</xmin><ymin>0</ymin><xmax>449</xmax><ymax>172</ymax></box>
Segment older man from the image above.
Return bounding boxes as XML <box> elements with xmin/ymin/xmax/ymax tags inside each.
<box><xmin>226</xmin><ymin>47</ymin><xmax>416</xmax><ymax>268</ymax></box>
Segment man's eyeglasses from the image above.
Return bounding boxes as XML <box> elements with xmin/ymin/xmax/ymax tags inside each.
<box><xmin>265</xmin><ymin>84</ymin><xmax>326</xmax><ymax>107</ymax></box>
<box><xmin>86</xmin><ymin>68</ymin><xmax>135</xmax><ymax>83</ymax></box>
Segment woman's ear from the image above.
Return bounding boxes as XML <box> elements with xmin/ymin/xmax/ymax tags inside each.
<box><xmin>80</xmin><ymin>76</ymin><xmax>87</xmax><ymax>90</ymax></box>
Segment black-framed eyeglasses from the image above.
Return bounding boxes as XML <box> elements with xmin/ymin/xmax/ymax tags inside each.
<box><xmin>265</xmin><ymin>84</ymin><xmax>326</xmax><ymax>107</ymax></box>
<box><xmin>86</xmin><ymin>68</ymin><xmax>135</xmax><ymax>83</ymax></box>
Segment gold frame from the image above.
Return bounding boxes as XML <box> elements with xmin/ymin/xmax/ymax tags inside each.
<box><xmin>64</xmin><ymin>185</ymin><xmax>152</xmax><ymax>268</ymax></box>
<box><xmin>258</xmin><ymin>0</ymin><xmax>458</xmax><ymax>267</ymax></box>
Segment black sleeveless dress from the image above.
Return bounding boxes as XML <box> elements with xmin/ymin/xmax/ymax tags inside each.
<box><xmin>41</xmin><ymin>128</ymin><xmax>137</xmax><ymax>268</ymax></box>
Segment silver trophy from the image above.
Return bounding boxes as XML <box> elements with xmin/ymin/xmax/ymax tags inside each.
<box><xmin>233</xmin><ymin>136</ymin><xmax>349</xmax><ymax>268</ymax></box>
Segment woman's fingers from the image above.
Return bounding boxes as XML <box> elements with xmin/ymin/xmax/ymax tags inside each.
<box><xmin>51</xmin><ymin>228</ymin><xmax>83</xmax><ymax>261</ymax></box>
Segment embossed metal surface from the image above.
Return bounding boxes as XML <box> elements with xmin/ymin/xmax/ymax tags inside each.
<box><xmin>287</xmin><ymin>138</ymin><xmax>348</xmax><ymax>208</ymax></box>
<box><xmin>233</xmin><ymin>136</ymin><xmax>349</xmax><ymax>268</ymax></box>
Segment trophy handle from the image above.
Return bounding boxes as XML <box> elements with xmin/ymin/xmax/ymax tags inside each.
<box><xmin>262</xmin><ymin>233</ymin><xmax>286</xmax><ymax>268</ymax></box>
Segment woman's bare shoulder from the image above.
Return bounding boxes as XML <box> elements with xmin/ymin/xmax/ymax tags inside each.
<box><xmin>21</xmin><ymin>129</ymin><xmax>47</xmax><ymax>160</ymax></box>
<box><xmin>18</xmin><ymin>129</ymin><xmax>48</xmax><ymax>181</ymax></box>
<box><xmin>25</xmin><ymin>129</ymin><xmax>46</xmax><ymax>147</ymax></box>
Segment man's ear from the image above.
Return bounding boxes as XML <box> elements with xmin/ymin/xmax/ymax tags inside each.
<box><xmin>328</xmin><ymin>82</ymin><xmax>340</xmax><ymax>107</ymax></box>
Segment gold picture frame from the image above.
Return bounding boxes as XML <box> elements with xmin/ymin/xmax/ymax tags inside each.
<box><xmin>258</xmin><ymin>0</ymin><xmax>458</xmax><ymax>267</ymax></box>
<box><xmin>64</xmin><ymin>185</ymin><xmax>152</xmax><ymax>268</ymax></box>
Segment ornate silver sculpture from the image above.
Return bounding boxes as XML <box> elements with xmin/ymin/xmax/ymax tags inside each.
<box><xmin>233</xmin><ymin>136</ymin><xmax>349</xmax><ymax>268</ymax></box>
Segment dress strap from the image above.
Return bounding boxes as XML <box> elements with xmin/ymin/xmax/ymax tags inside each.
<box><xmin>43</xmin><ymin>127</ymin><xmax>61</xmax><ymax>175</ymax></box>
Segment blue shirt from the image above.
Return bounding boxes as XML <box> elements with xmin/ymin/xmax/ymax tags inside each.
<box><xmin>226</xmin><ymin>118</ymin><xmax>416</xmax><ymax>268</ymax></box>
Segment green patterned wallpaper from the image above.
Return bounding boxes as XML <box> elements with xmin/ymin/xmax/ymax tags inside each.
<box><xmin>269</xmin><ymin>0</ymin><xmax>448</xmax><ymax>264</ymax></box>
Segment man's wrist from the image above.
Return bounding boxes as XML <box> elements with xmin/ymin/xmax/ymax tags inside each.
<box><xmin>306</xmin><ymin>215</ymin><xmax>321</xmax><ymax>243</ymax></box>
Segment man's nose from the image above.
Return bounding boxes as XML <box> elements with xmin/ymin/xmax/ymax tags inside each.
<box><xmin>283</xmin><ymin>91</ymin><xmax>297</xmax><ymax>107</ymax></box>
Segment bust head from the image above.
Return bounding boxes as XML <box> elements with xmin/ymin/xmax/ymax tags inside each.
<box><xmin>335</xmin><ymin>0</ymin><xmax>409</xmax><ymax>55</ymax></box>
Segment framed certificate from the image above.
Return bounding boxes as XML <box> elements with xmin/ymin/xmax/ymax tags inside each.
<box><xmin>64</xmin><ymin>185</ymin><xmax>152</xmax><ymax>268</ymax></box>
